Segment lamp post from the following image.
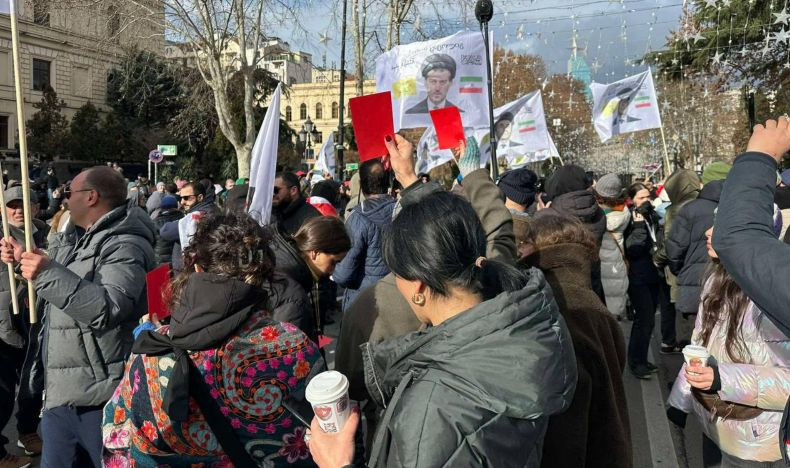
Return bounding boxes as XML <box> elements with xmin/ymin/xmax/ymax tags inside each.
<box><xmin>298</xmin><ymin>117</ymin><xmax>320</xmax><ymax>167</ymax></box>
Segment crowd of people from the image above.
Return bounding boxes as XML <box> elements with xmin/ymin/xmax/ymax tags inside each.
<box><xmin>0</xmin><ymin>118</ymin><xmax>788</xmax><ymax>467</ymax></box>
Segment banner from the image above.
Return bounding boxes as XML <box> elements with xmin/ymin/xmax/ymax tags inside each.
<box><xmin>415</xmin><ymin>91</ymin><xmax>553</xmax><ymax>173</ymax></box>
<box><xmin>376</xmin><ymin>31</ymin><xmax>490</xmax><ymax>130</ymax></box>
<box><xmin>248</xmin><ymin>83</ymin><xmax>281</xmax><ymax>224</ymax></box>
<box><xmin>311</xmin><ymin>132</ymin><xmax>335</xmax><ymax>185</ymax></box>
<box><xmin>590</xmin><ymin>69</ymin><xmax>662</xmax><ymax>143</ymax></box>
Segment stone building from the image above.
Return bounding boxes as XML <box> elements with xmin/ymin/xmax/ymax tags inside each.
<box><xmin>0</xmin><ymin>0</ymin><xmax>163</xmax><ymax>155</ymax></box>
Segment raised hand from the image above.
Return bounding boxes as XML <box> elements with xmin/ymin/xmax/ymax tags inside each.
<box><xmin>746</xmin><ymin>116</ymin><xmax>790</xmax><ymax>162</ymax></box>
<box><xmin>384</xmin><ymin>134</ymin><xmax>418</xmax><ymax>187</ymax></box>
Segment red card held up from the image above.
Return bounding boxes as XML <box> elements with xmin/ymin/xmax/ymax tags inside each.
<box><xmin>146</xmin><ymin>264</ymin><xmax>172</xmax><ymax>321</ymax></box>
<box><xmin>430</xmin><ymin>106</ymin><xmax>465</xmax><ymax>150</ymax></box>
<box><xmin>349</xmin><ymin>91</ymin><xmax>394</xmax><ymax>162</ymax></box>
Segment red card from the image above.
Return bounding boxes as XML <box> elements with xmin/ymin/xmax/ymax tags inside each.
<box><xmin>430</xmin><ymin>107</ymin><xmax>465</xmax><ymax>150</ymax></box>
<box><xmin>349</xmin><ymin>91</ymin><xmax>394</xmax><ymax>162</ymax></box>
<box><xmin>146</xmin><ymin>264</ymin><xmax>172</xmax><ymax>321</ymax></box>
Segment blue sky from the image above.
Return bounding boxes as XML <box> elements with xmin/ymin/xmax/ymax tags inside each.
<box><xmin>274</xmin><ymin>0</ymin><xmax>686</xmax><ymax>82</ymax></box>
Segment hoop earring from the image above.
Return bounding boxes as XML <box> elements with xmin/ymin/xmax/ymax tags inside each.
<box><xmin>411</xmin><ymin>292</ymin><xmax>426</xmax><ymax>306</ymax></box>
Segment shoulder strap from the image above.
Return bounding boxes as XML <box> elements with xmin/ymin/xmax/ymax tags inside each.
<box><xmin>187</xmin><ymin>358</ymin><xmax>257</xmax><ymax>467</ymax></box>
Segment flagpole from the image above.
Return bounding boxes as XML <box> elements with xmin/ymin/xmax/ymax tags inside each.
<box><xmin>9</xmin><ymin>0</ymin><xmax>37</xmax><ymax>323</ymax></box>
<box><xmin>0</xmin><ymin>162</ymin><xmax>19</xmax><ymax>317</ymax></box>
<box><xmin>658</xmin><ymin>125</ymin><xmax>672</xmax><ymax>173</ymax></box>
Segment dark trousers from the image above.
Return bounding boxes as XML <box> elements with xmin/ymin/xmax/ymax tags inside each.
<box><xmin>658</xmin><ymin>281</ymin><xmax>676</xmax><ymax>345</ymax></box>
<box><xmin>41</xmin><ymin>405</ymin><xmax>103</xmax><ymax>468</ymax></box>
<box><xmin>627</xmin><ymin>282</ymin><xmax>661</xmax><ymax>367</ymax></box>
<box><xmin>0</xmin><ymin>342</ymin><xmax>41</xmax><ymax>457</ymax></box>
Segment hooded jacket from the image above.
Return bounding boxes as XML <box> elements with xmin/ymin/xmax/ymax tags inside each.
<box><xmin>524</xmin><ymin>244</ymin><xmax>631</xmax><ymax>468</ymax></box>
<box><xmin>666</xmin><ymin>180</ymin><xmax>723</xmax><ymax>314</ymax></box>
<box><xmin>152</xmin><ymin>208</ymin><xmax>184</xmax><ymax>265</ymax></box>
<box><xmin>362</xmin><ymin>268</ymin><xmax>577</xmax><ymax>467</ymax></box>
<box><xmin>668</xmin><ymin>280</ymin><xmax>790</xmax><ymax>462</ymax></box>
<box><xmin>272</xmin><ymin>196</ymin><xmax>321</xmax><ymax>236</ymax></box>
<box><xmin>333</xmin><ymin>195</ymin><xmax>396</xmax><ymax>310</ymax></box>
<box><xmin>600</xmin><ymin>207</ymin><xmax>631</xmax><ymax>318</ymax></box>
<box><xmin>34</xmin><ymin>205</ymin><xmax>156</xmax><ymax>410</ymax></box>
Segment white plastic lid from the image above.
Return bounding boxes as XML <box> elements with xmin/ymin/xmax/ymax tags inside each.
<box><xmin>305</xmin><ymin>371</ymin><xmax>349</xmax><ymax>404</ymax></box>
<box><xmin>682</xmin><ymin>345</ymin><xmax>709</xmax><ymax>356</ymax></box>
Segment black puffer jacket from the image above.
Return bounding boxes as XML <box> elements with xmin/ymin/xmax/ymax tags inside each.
<box><xmin>153</xmin><ymin>209</ymin><xmax>184</xmax><ymax>265</ymax></box>
<box><xmin>363</xmin><ymin>268</ymin><xmax>576</xmax><ymax>467</ymax></box>
<box><xmin>624</xmin><ymin>205</ymin><xmax>662</xmax><ymax>286</ymax></box>
<box><xmin>666</xmin><ymin>180</ymin><xmax>723</xmax><ymax>314</ymax></box>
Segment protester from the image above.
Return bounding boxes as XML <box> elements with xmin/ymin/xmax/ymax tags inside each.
<box><xmin>624</xmin><ymin>182</ymin><xmax>670</xmax><ymax>379</ymax></box>
<box><xmin>333</xmin><ymin>159</ymin><xmax>395</xmax><ymax>310</ymax></box>
<box><xmin>666</xmin><ymin>178</ymin><xmax>725</xmax><ymax>325</ymax></box>
<box><xmin>307</xmin><ymin>180</ymin><xmax>340</xmax><ymax>217</ymax></box>
<box><xmin>160</xmin><ymin>182</ymin><xmax>219</xmax><ymax>269</ymax></box>
<box><xmin>0</xmin><ymin>166</ymin><xmax>156</xmax><ymax>466</ymax></box>
<box><xmin>45</xmin><ymin>166</ymin><xmax>58</xmax><ymax>202</ymax></box>
<box><xmin>653</xmin><ymin>169</ymin><xmax>701</xmax><ymax>354</ymax></box>
<box><xmin>667</xmin><ymin>224</ymin><xmax>790</xmax><ymax>466</ymax></box>
<box><xmin>37</xmin><ymin>185</ymin><xmax>63</xmax><ymax>222</ymax></box>
<box><xmin>544</xmin><ymin>164</ymin><xmax>607</xmax><ymax>302</ymax></box>
<box><xmin>102</xmin><ymin>212</ymin><xmax>323</xmax><ymax>466</ymax></box>
<box><xmin>334</xmin><ymin>136</ymin><xmax>517</xmax><ymax>452</ymax></box>
<box><xmin>497</xmin><ymin>167</ymin><xmax>538</xmax><ymax>218</ymax></box>
<box><xmin>345</xmin><ymin>172</ymin><xmax>364</xmax><ymax>215</ymax></box>
<box><xmin>271</xmin><ymin>172</ymin><xmax>321</xmax><ymax>235</ymax></box>
<box><xmin>145</xmin><ymin>181</ymin><xmax>166</xmax><ymax>215</ymax></box>
<box><xmin>223</xmin><ymin>179</ymin><xmax>250</xmax><ymax>215</ymax></box>
<box><xmin>271</xmin><ymin>216</ymin><xmax>350</xmax><ymax>341</ymax></box>
<box><xmin>775</xmin><ymin>169</ymin><xmax>790</xmax><ymax>240</ymax></box>
<box><xmin>152</xmin><ymin>195</ymin><xmax>184</xmax><ymax>265</ymax></box>
<box><xmin>594</xmin><ymin>173</ymin><xmax>631</xmax><ymax>320</ymax></box>
<box><xmin>520</xmin><ymin>212</ymin><xmax>631</xmax><ymax>468</ymax></box>
<box><xmin>0</xmin><ymin>185</ymin><xmax>48</xmax><ymax>468</ymax></box>
<box><xmin>309</xmin><ymin>184</ymin><xmax>576</xmax><ymax>466</ymax></box>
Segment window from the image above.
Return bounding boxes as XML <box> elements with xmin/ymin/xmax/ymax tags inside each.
<box><xmin>315</xmin><ymin>103</ymin><xmax>322</xmax><ymax>120</ymax></box>
<box><xmin>107</xmin><ymin>5</ymin><xmax>120</xmax><ymax>42</ymax></box>
<box><xmin>0</xmin><ymin>116</ymin><xmax>8</xmax><ymax>149</ymax></box>
<box><xmin>299</xmin><ymin>103</ymin><xmax>307</xmax><ymax>120</ymax></box>
<box><xmin>32</xmin><ymin>59</ymin><xmax>50</xmax><ymax>91</ymax></box>
<box><xmin>331</xmin><ymin>102</ymin><xmax>339</xmax><ymax>119</ymax></box>
<box><xmin>32</xmin><ymin>0</ymin><xmax>49</xmax><ymax>26</ymax></box>
<box><xmin>285</xmin><ymin>106</ymin><xmax>292</xmax><ymax>122</ymax></box>
<box><xmin>72</xmin><ymin>66</ymin><xmax>90</xmax><ymax>98</ymax></box>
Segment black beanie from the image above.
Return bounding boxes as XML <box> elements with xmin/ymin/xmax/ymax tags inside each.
<box><xmin>545</xmin><ymin>165</ymin><xmax>589</xmax><ymax>200</ymax></box>
<box><xmin>498</xmin><ymin>168</ymin><xmax>538</xmax><ymax>206</ymax></box>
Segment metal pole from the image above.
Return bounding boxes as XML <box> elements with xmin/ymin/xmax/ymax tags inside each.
<box><xmin>481</xmin><ymin>22</ymin><xmax>498</xmax><ymax>180</ymax></box>
<box><xmin>336</xmin><ymin>0</ymin><xmax>349</xmax><ymax>181</ymax></box>
<box><xmin>9</xmin><ymin>0</ymin><xmax>36</xmax><ymax>323</ymax></box>
<box><xmin>154</xmin><ymin>162</ymin><xmax>158</xmax><ymax>185</ymax></box>
<box><xmin>148</xmin><ymin>159</ymin><xmax>151</xmax><ymax>182</ymax></box>
<box><xmin>0</xmin><ymin>162</ymin><xmax>19</xmax><ymax>317</ymax></box>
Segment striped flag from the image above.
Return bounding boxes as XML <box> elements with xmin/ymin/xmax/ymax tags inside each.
<box><xmin>459</xmin><ymin>76</ymin><xmax>484</xmax><ymax>94</ymax></box>
<box><xmin>591</xmin><ymin>69</ymin><xmax>662</xmax><ymax>143</ymax></box>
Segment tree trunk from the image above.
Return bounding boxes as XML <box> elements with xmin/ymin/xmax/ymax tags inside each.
<box><xmin>352</xmin><ymin>0</ymin><xmax>365</xmax><ymax>97</ymax></box>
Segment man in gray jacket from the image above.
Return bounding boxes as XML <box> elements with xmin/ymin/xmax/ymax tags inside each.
<box><xmin>1</xmin><ymin>166</ymin><xmax>156</xmax><ymax>467</ymax></box>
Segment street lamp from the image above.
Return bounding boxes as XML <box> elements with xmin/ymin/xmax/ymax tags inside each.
<box><xmin>298</xmin><ymin>117</ymin><xmax>321</xmax><ymax>165</ymax></box>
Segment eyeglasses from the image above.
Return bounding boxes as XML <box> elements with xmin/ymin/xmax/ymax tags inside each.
<box><xmin>179</xmin><ymin>195</ymin><xmax>197</xmax><ymax>202</ymax></box>
<box><xmin>63</xmin><ymin>187</ymin><xmax>93</xmax><ymax>199</ymax></box>
<box><xmin>273</xmin><ymin>187</ymin><xmax>281</xmax><ymax>195</ymax></box>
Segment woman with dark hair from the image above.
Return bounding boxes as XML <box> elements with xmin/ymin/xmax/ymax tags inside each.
<box><xmin>309</xmin><ymin>184</ymin><xmax>577</xmax><ymax>466</ymax></box>
<box><xmin>520</xmin><ymin>212</ymin><xmax>631</xmax><ymax>468</ymax></box>
<box><xmin>102</xmin><ymin>213</ymin><xmax>324</xmax><ymax>466</ymax></box>
<box><xmin>668</xmin><ymin>222</ymin><xmax>790</xmax><ymax>467</ymax></box>
<box><xmin>272</xmin><ymin>216</ymin><xmax>351</xmax><ymax>340</ymax></box>
<box><xmin>624</xmin><ymin>182</ymin><xmax>667</xmax><ymax>379</ymax></box>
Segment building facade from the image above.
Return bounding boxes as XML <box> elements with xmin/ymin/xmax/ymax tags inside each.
<box><xmin>0</xmin><ymin>0</ymin><xmax>163</xmax><ymax>155</ymax></box>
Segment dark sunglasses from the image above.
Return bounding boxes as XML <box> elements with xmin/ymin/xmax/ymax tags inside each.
<box><xmin>63</xmin><ymin>187</ymin><xmax>93</xmax><ymax>199</ymax></box>
<box><xmin>273</xmin><ymin>186</ymin><xmax>281</xmax><ymax>195</ymax></box>
<box><xmin>178</xmin><ymin>194</ymin><xmax>197</xmax><ymax>202</ymax></box>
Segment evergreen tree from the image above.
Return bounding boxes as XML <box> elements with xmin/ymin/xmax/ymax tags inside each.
<box><xmin>69</xmin><ymin>101</ymin><xmax>101</xmax><ymax>160</ymax></box>
<box><xmin>26</xmin><ymin>86</ymin><xmax>69</xmax><ymax>160</ymax></box>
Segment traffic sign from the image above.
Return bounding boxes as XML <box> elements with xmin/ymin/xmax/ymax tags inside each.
<box><xmin>345</xmin><ymin>163</ymin><xmax>359</xmax><ymax>171</ymax></box>
<box><xmin>148</xmin><ymin>149</ymin><xmax>163</xmax><ymax>163</ymax></box>
<box><xmin>157</xmin><ymin>145</ymin><xmax>177</xmax><ymax>156</ymax></box>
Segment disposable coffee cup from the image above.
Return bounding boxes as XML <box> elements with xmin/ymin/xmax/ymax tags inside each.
<box><xmin>305</xmin><ymin>370</ymin><xmax>350</xmax><ymax>433</ymax></box>
<box><xmin>682</xmin><ymin>344</ymin><xmax>710</xmax><ymax>369</ymax></box>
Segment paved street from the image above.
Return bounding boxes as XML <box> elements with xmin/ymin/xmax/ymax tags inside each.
<box><xmin>1</xmin><ymin>310</ymin><xmax>709</xmax><ymax>467</ymax></box>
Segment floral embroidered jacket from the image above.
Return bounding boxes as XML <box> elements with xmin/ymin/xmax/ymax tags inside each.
<box><xmin>102</xmin><ymin>312</ymin><xmax>324</xmax><ymax>467</ymax></box>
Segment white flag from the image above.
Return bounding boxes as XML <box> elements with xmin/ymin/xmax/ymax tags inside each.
<box><xmin>376</xmin><ymin>31</ymin><xmax>490</xmax><ymax>131</ymax></box>
<box><xmin>248</xmin><ymin>83</ymin><xmax>281</xmax><ymax>224</ymax></box>
<box><xmin>590</xmin><ymin>69</ymin><xmax>662</xmax><ymax>143</ymax></box>
<box><xmin>312</xmin><ymin>132</ymin><xmax>335</xmax><ymax>185</ymax></box>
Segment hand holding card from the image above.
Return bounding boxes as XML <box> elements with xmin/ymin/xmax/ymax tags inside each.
<box><xmin>349</xmin><ymin>92</ymin><xmax>395</xmax><ymax>162</ymax></box>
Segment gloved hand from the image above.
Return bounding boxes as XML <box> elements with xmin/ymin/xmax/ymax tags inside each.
<box><xmin>133</xmin><ymin>321</ymin><xmax>156</xmax><ymax>339</ymax></box>
<box><xmin>457</xmin><ymin>137</ymin><xmax>481</xmax><ymax>179</ymax></box>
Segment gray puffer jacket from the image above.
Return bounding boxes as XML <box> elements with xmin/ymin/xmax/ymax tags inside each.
<box><xmin>600</xmin><ymin>208</ymin><xmax>631</xmax><ymax>318</ymax></box>
<box><xmin>34</xmin><ymin>205</ymin><xmax>156</xmax><ymax>410</ymax></box>
<box><xmin>362</xmin><ymin>267</ymin><xmax>577</xmax><ymax>467</ymax></box>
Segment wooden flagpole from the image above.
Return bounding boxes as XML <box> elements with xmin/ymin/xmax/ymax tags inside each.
<box><xmin>0</xmin><ymin>162</ymin><xmax>20</xmax><ymax>316</ymax></box>
<box><xmin>9</xmin><ymin>0</ymin><xmax>37</xmax><ymax>323</ymax></box>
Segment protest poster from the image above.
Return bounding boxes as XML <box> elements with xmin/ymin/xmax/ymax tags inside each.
<box><xmin>376</xmin><ymin>31</ymin><xmax>490</xmax><ymax>130</ymax></box>
<box><xmin>591</xmin><ymin>69</ymin><xmax>662</xmax><ymax>143</ymax></box>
